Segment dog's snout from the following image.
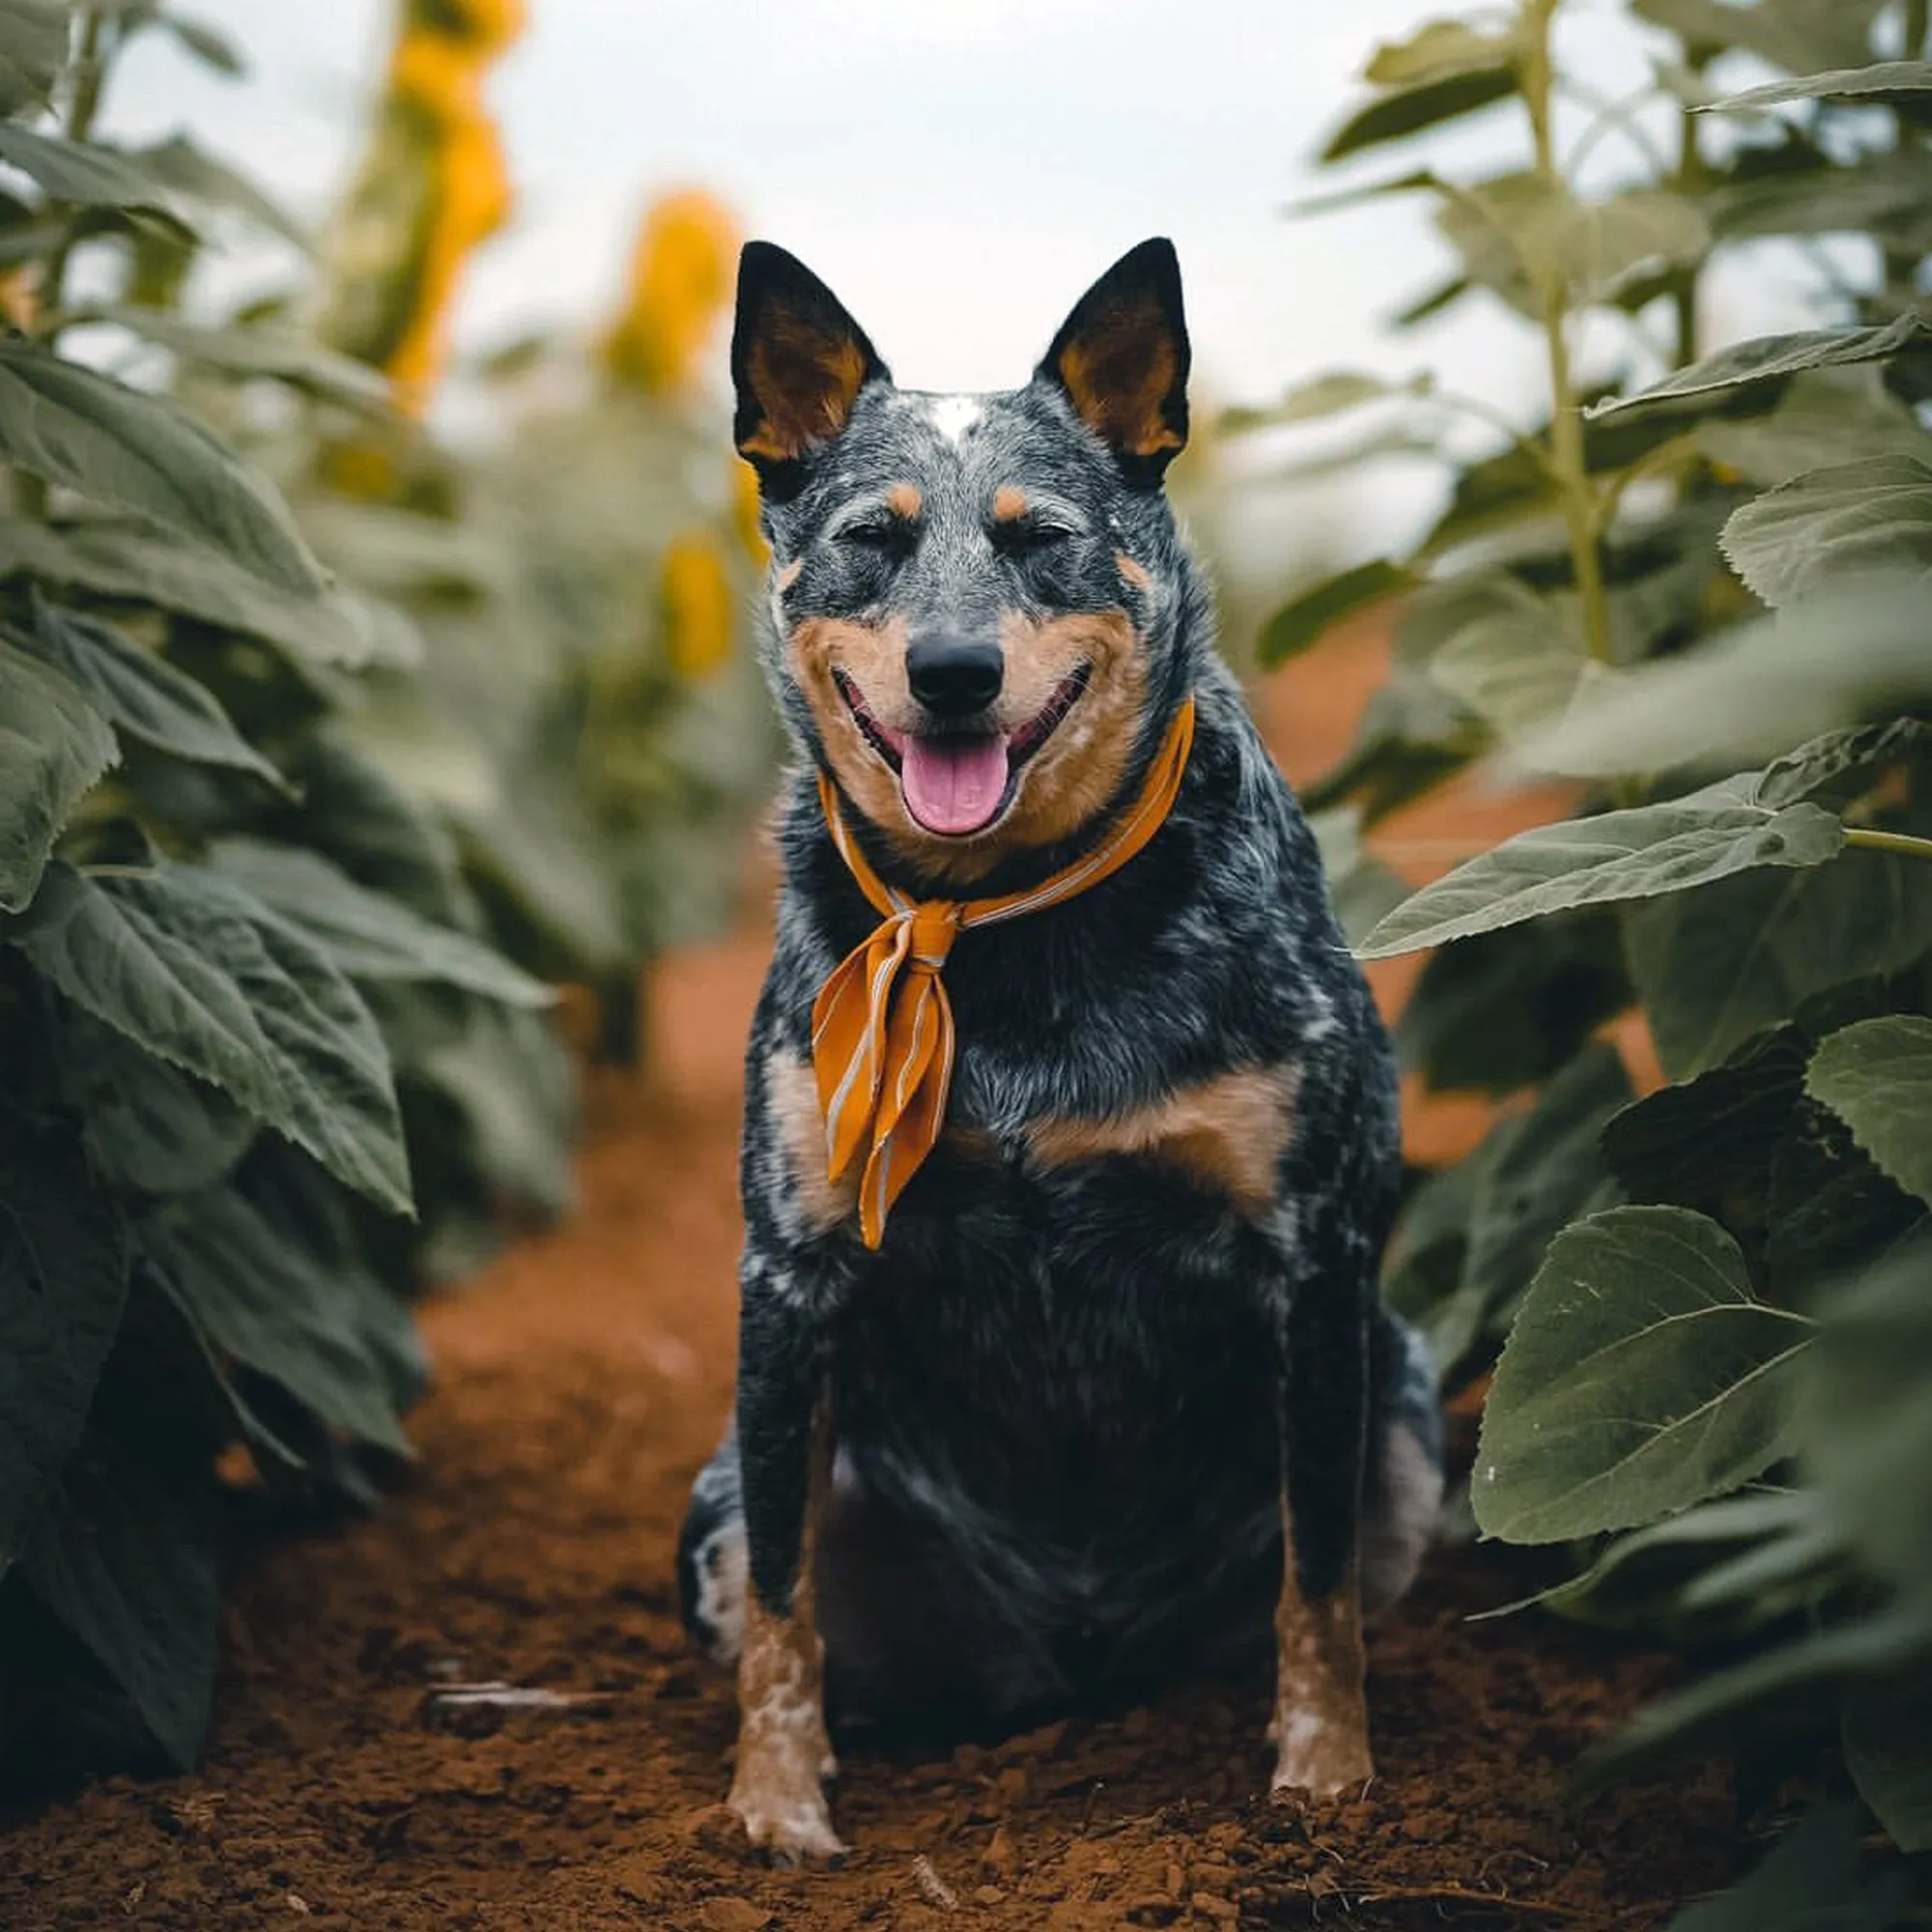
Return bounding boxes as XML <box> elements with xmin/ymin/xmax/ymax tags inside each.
<box><xmin>906</xmin><ymin>635</ymin><xmax>1004</xmax><ymax>717</ymax></box>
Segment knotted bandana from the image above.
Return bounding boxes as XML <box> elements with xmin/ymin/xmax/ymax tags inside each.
<box><xmin>812</xmin><ymin>696</ymin><xmax>1197</xmax><ymax>1247</ymax></box>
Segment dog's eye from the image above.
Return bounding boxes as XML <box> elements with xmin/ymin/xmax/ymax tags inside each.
<box><xmin>994</xmin><ymin>520</ymin><xmax>1074</xmax><ymax>554</ymax></box>
<box><xmin>836</xmin><ymin>520</ymin><xmax>906</xmax><ymax>552</ymax></box>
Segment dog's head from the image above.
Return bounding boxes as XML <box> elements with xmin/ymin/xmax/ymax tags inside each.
<box><xmin>732</xmin><ymin>238</ymin><xmax>1206</xmax><ymax>887</ymax></box>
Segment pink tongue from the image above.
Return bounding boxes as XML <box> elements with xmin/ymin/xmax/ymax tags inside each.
<box><xmin>901</xmin><ymin>733</ymin><xmax>1010</xmax><ymax>835</ymax></box>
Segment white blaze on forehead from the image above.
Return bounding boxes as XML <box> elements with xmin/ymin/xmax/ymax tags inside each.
<box><xmin>924</xmin><ymin>393</ymin><xmax>983</xmax><ymax>444</ymax></box>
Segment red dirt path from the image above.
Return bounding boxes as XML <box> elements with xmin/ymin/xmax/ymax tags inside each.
<box><xmin>0</xmin><ymin>627</ymin><xmax>1736</xmax><ymax>1929</ymax></box>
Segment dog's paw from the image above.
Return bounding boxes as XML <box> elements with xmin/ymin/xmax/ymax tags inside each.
<box><xmin>728</xmin><ymin>1729</ymin><xmax>845</xmax><ymax>1862</ymax></box>
<box><xmin>727</xmin><ymin>1778</ymin><xmax>846</xmax><ymax>1863</ymax></box>
<box><xmin>1268</xmin><ymin>1711</ymin><xmax>1374</xmax><ymax>1800</ymax></box>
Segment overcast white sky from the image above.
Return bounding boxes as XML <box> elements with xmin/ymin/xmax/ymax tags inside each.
<box><xmin>99</xmin><ymin>2</ymin><xmax>1819</xmax><ymax>564</ymax></box>
<box><xmin>103</xmin><ymin>2</ymin><xmax>1658</xmax><ymax>394</ymax></box>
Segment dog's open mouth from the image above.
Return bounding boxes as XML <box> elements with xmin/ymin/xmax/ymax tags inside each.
<box><xmin>833</xmin><ymin>664</ymin><xmax>1091</xmax><ymax>838</ymax></box>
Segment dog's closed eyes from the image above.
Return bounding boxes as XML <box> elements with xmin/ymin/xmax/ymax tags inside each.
<box><xmin>678</xmin><ymin>238</ymin><xmax>1443</xmax><ymax>1862</ymax></box>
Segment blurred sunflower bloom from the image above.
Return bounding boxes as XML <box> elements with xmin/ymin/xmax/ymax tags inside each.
<box><xmin>659</xmin><ymin>531</ymin><xmax>734</xmax><ymax>681</ymax></box>
<box><xmin>604</xmin><ymin>188</ymin><xmax>739</xmax><ymax>397</ymax></box>
<box><xmin>731</xmin><ymin>458</ymin><xmax>769</xmax><ymax>566</ymax></box>
<box><xmin>322</xmin><ymin>0</ymin><xmax>526</xmax><ymax>415</ymax></box>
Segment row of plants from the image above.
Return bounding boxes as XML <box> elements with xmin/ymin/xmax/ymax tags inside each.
<box><xmin>0</xmin><ymin>0</ymin><xmax>767</xmax><ymax>1787</ymax></box>
<box><xmin>1247</xmin><ymin>0</ymin><xmax>1932</xmax><ymax>1918</ymax></box>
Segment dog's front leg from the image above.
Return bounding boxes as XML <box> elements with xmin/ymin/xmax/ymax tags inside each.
<box><xmin>728</xmin><ymin>1266</ymin><xmax>842</xmax><ymax>1861</ymax></box>
<box><xmin>1270</xmin><ymin>1254</ymin><xmax>1375</xmax><ymax>1799</ymax></box>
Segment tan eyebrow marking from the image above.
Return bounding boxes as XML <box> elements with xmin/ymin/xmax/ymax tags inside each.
<box><xmin>1115</xmin><ymin>552</ymin><xmax>1152</xmax><ymax>592</ymax></box>
<box><xmin>885</xmin><ymin>482</ymin><xmax>923</xmax><ymax>520</ymax></box>
<box><xmin>991</xmin><ymin>486</ymin><xmax>1030</xmax><ymax>523</ymax></box>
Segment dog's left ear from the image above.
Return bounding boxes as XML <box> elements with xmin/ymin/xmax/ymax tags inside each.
<box><xmin>1037</xmin><ymin>238</ymin><xmax>1189</xmax><ymax>479</ymax></box>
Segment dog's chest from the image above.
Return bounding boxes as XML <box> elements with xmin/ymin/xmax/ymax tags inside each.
<box><xmin>833</xmin><ymin>1141</ymin><xmax>1284</xmax><ymax>1576</ymax></box>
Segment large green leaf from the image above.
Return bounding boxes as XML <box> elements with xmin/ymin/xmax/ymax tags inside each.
<box><xmin>0</xmin><ymin>635</ymin><xmax>117</xmax><ymax>914</ymax></box>
<box><xmin>138</xmin><ymin>1184</ymin><xmax>412</xmax><ymax>1458</ymax></box>
<box><xmin>55</xmin><ymin>1008</ymin><xmax>255</xmax><ymax>1196</ymax></box>
<box><xmin>1321</xmin><ymin>65</ymin><xmax>1519</xmax><ymax>161</ymax></box>
<box><xmin>0</xmin><ymin>340</ymin><xmax>327</xmax><ymax>596</ymax></box>
<box><xmin>1805</xmin><ymin>1018</ymin><xmax>1932</xmax><ymax>1209</ymax></box>
<box><xmin>1357</xmin><ymin>780</ymin><xmax>1844</xmax><ymax>959</ymax></box>
<box><xmin>1628</xmin><ymin>849</ymin><xmax>1932</xmax><ymax>1079</ymax></box>
<box><xmin>1603</xmin><ymin>1027</ymin><xmax>1806</xmax><ymax>1231</ymax></box>
<box><xmin>1474</xmin><ymin>1206</ymin><xmax>1813</xmax><ymax>1543</ymax></box>
<box><xmin>1220</xmin><ymin>371</ymin><xmax>1430</xmax><ymax>436</ymax></box>
<box><xmin>0</xmin><ymin>125</ymin><xmax>189</xmax><ymax>226</ymax></box>
<box><xmin>126</xmin><ymin>133</ymin><xmax>306</xmax><ymax>248</ymax></box>
<box><xmin>1695</xmin><ymin>372</ymin><xmax>1932</xmax><ymax>489</ymax></box>
<box><xmin>0</xmin><ymin>1129</ymin><xmax>130</xmax><ymax>1570</ymax></box>
<box><xmin>207</xmin><ymin>838</ymin><xmax>550</xmax><ymax>1008</ymax></box>
<box><xmin>15</xmin><ymin>1433</ymin><xmax>218</xmax><ymax>1772</ymax></box>
<box><xmin>1766</xmin><ymin>1094</ymin><xmax>1926</xmax><ymax>1304</ymax></box>
<box><xmin>1509</xmin><ymin>589</ymin><xmax>1932</xmax><ymax>780</ymax></box>
<box><xmin>69</xmin><ymin>305</ymin><xmax>393</xmax><ymax>414</ymax></box>
<box><xmin>1842</xmin><ymin>1673</ymin><xmax>1932</xmax><ymax>1854</ymax></box>
<box><xmin>1588</xmin><ymin>314</ymin><xmax>1930</xmax><ymax>420</ymax></box>
<box><xmin>1363</xmin><ymin>18</ymin><xmax>1526</xmax><ymax>87</ymax></box>
<box><xmin>1418</xmin><ymin>1044</ymin><xmax>1629</xmax><ymax>1382</ymax></box>
<box><xmin>1435</xmin><ymin>175</ymin><xmax>1709</xmax><ymax>314</ymax></box>
<box><xmin>1721</xmin><ymin>456</ymin><xmax>1932</xmax><ymax>606</ymax></box>
<box><xmin>1396</xmin><ymin>911</ymin><xmax>1630</xmax><ymax>1094</ymax></box>
<box><xmin>12</xmin><ymin>595</ymin><xmax>286</xmax><ymax>789</ymax></box>
<box><xmin>1633</xmin><ymin>0</ymin><xmax>1890</xmax><ymax>73</ymax></box>
<box><xmin>1705</xmin><ymin>153</ymin><xmax>1932</xmax><ymax>246</ymax></box>
<box><xmin>0</xmin><ymin>0</ymin><xmax>68</xmax><ymax>116</ymax></box>
<box><xmin>1804</xmin><ymin>1239</ymin><xmax>1932</xmax><ymax>1614</ymax></box>
<box><xmin>1486</xmin><ymin>1491</ymin><xmax>1833</xmax><ymax>1642</ymax></box>
<box><xmin>1424</xmin><ymin>582</ymin><xmax>1586</xmax><ymax>739</ymax></box>
<box><xmin>0</xmin><ymin>516</ymin><xmax>406</xmax><ymax>670</ymax></box>
<box><xmin>1587</xmin><ymin>1607</ymin><xmax>1929</xmax><ymax>1783</ymax></box>
<box><xmin>2</xmin><ymin>862</ymin><xmax>412</xmax><ymax>1213</ymax></box>
<box><xmin>1705</xmin><ymin>61</ymin><xmax>1932</xmax><ymax>111</ymax></box>
<box><xmin>1256</xmin><ymin>558</ymin><xmax>1416</xmax><ymax>667</ymax></box>
<box><xmin>1664</xmin><ymin>1801</ymin><xmax>1911</xmax><ymax>1932</ymax></box>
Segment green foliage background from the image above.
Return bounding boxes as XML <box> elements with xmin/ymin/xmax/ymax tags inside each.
<box><xmin>1251</xmin><ymin>0</ymin><xmax>1932</xmax><ymax>1915</ymax></box>
<box><xmin>0</xmin><ymin>0</ymin><xmax>768</xmax><ymax>1786</ymax></box>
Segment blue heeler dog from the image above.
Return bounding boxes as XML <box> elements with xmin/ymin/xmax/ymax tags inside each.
<box><xmin>677</xmin><ymin>237</ymin><xmax>1443</xmax><ymax>1859</ymax></box>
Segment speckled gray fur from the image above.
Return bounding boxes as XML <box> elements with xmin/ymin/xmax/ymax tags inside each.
<box><xmin>678</xmin><ymin>242</ymin><xmax>1441</xmax><ymax>1727</ymax></box>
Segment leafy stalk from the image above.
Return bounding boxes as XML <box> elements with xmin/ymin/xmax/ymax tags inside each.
<box><xmin>1671</xmin><ymin>58</ymin><xmax>1708</xmax><ymax>368</ymax></box>
<box><xmin>16</xmin><ymin>8</ymin><xmax>113</xmax><ymax>521</ymax></box>
<box><xmin>1843</xmin><ymin>827</ymin><xmax>1932</xmax><ymax>863</ymax></box>
<box><xmin>1520</xmin><ymin>0</ymin><xmax>1614</xmax><ymax>668</ymax></box>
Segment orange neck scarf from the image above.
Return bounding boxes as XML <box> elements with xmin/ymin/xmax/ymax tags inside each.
<box><xmin>811</xmin><ymin>697</ymin><xmax>1197</xmax><ymax>1248</ymax></box>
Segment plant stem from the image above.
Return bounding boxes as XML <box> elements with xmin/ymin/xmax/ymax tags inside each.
<box><xmin>38</xmin><ymin>9</ymin><xmax>111</xmax><ymax>341</ymax></box>
<box><xmin>1521</xmin><ymin>0</ymin><xmax>1614</xmax><ymax>668</ymax></box>
<box><xmin>17</xmin><ymin>9</ymin><xmax>112</xmax><ymax>522</ymax></box>
<box><xmin>1908</xmin><ymin>0</ymin><xmax>1929</xmax><ymax>60</ymax></box>
<box><xmin>1672</xmin><ymin>62</ymin><xmax>1708</xmax><ymax>368</ymax></box>
<box><xmin>1844</xmin><ymin>827</ymin><xmax>1932</xmax><ymax>863</ymax></box>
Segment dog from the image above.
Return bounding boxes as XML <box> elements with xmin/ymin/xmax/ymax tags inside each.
<box><xmin>676</xmin><ymin>237</ymin><xmax>1443</xmax><ymax>1860</ymax></box>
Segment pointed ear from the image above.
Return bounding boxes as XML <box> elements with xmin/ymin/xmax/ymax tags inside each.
<box><xmin>731</xmin><ymin>242</ymin><xmax>889</xmax><ymax>472</ymax></box>
<box><xmin>1037</xmin><ymin>238</ymin><xmax>1189</xmax><ymax>477</ymax></box>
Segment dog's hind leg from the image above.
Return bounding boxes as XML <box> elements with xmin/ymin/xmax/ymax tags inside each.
<box><xmin>677</xmin><ymin>1422</ymin><xmax>749</xmax><ymax>1665</ymax></box>
<box><xmin>1361</xmin><ymin>1306</ymin><xmax>1445</xmax><ymax>1617</ymax></box>
<box><xmin>726</xmin><ymin>1268</ymin><xmax>843</xmax><ymax>1861</ymax></box>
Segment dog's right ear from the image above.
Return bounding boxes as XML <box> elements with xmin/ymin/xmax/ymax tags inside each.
<box><xmin>732</xmin><ymin>242</ymin><xmax>889</xmax><ymax>474</ymax></box>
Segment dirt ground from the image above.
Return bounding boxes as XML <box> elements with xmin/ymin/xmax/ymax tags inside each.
<box><xmin>0</xmin><ymin>629</ymin><xmax>1738</xmax><ymax>1929</ymax></box>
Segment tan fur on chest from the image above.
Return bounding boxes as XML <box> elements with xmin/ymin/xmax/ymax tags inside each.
<box><xmin>1025</xmin><ymin>1065</ymin><xmax>1301</xmax><ymax>1215</ymax></box>
<box><xmin>768</xmin><ymin>1052</ymin><xmax>859</xmax><ymax>1235</ymax></box>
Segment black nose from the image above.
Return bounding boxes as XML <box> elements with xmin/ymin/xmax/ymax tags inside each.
<box><xmin>906</xmin><ymin>635</ymin><xmax>1004</xmax><ymax>717</ymax></box>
